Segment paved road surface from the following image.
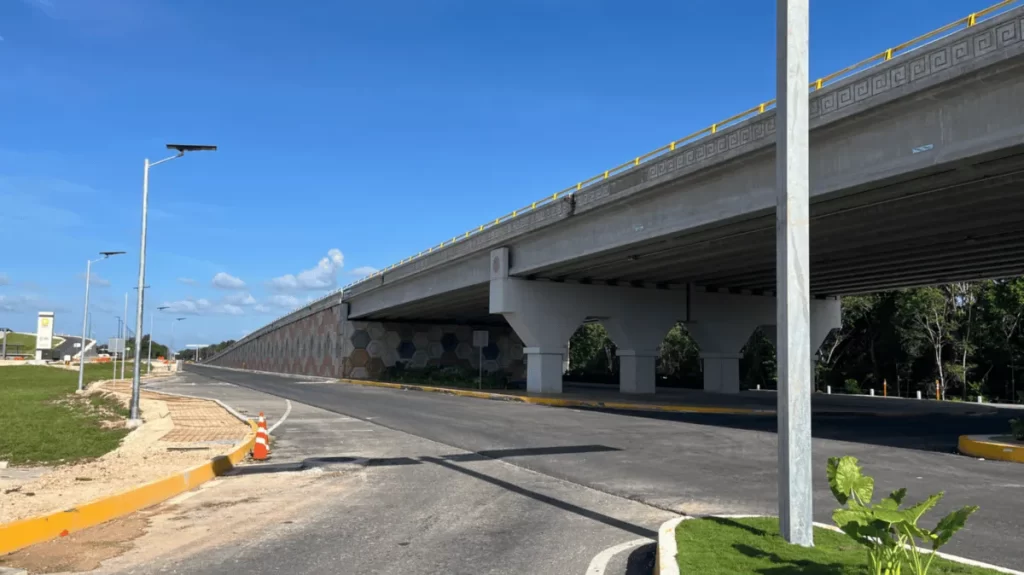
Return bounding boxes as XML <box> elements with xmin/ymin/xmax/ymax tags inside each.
<box><xmin>101</xmin><ymin>372</ymin><xmax>666</xmax><ymax>575</ymax></box>
<box><xmin>185</xmin><ymin>364</ymin><xmax>1024</xmax><ymax>571</ymax></box>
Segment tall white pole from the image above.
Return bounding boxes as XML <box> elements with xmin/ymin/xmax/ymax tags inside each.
<box><xmin>776</xmin><ymin>0</ymin><xmax>813</xmax><ymax>546</ymax></box>
<box><xmin>147</xmin><ymin>310</ymin><xmax>154</xmax><ymax>374</ymax></box>
<box><xmin>113</xmin><ymin>316</ymin><xmax>120</xmax><ymax>380</ymax></box>
<box><xmin>77</xmin><ymin>259</ymin><xmax>93</xmax><ymax>392</ymax></box>
<box><xmin>130</xmin><ymin>159</ymin><xmax>151</xmax><ymax>423</ymax></box>
<box><xmin>121</xmin><ymin>292</ymin><xmax>128</xmax><ymax>381</ymax></box>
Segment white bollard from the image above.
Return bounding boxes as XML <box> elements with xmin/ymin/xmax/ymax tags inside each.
<box><xmin>757</xmin><ymin>384</ymin><xmax>761</xmax><ymax>391</ymax></box>
<box><xmin>977</xmin><ymin>395</ymin><xmax>983</xmax><ymax>404</ymax></box>
<box><xmin>827</xmin><ymin>385</ymin><xmax>832</xmax><ymax>394</ymax></box>
<box><xmin>916</xmin><ymin>390</ymin><xmax>922</xmax><ymax>399</ymax></box>
<box><xmin>869</xmin><ymin>389</ymin><xmax>875</xmax><ymax>396</ymax></box>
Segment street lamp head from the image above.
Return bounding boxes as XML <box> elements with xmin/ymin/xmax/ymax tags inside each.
<box><xmin>157</xmin><ymin>306</ymin><xmax>170</xmax><ymax>311</ymax></box>
<box><xmin>100</xmin><ymin>251</ymin><xmax>126</xmax><ymax>258</ymax></box>
<box><xmin>166</xmin><ymin>144</ymin><xmax>217</xmax><ymax>154</ymax></box>
<box><xmin>176</xmin><ymin>317</ymin><xmax>187</xmax><ymax>321</ymax></box>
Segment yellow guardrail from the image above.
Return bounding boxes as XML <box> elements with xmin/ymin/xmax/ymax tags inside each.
<box><xmin>338</xmin><ymin>0</ymin><xmax>1018</xmax><ymax>291</ymax></box>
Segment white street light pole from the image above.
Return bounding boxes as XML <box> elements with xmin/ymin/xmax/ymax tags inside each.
<box><xmin>113</xmin><ymin>315</ymin><xmax>121</xmax><ymax>381</ymax></box>
<box><xmin>776</xmin><ymin>0</ymin><xmax>813</xmax><ymax>546</ymax></box>
<box><xmin>130</xmin><ymin>144</ymin><xmax>216</xmax><ymax>424</ymax></box>
<box><xmin>121</xmin><ymin>292</ymin><xmax>128</xmax><ymax>381</ymax></box>
<box><xmin>169</xmin><ymin>317</ymin><xmax>185</xmax><ymax>359</ymax></box>
<box><xmin>151</xmin><ymin>305</ymin><xmax>170</xmax><ymax>369</ymax></box>
<box><xmin>77</xmin><ymin>251</ymin><xmax>124</xmax><ymax>392</ymax></box>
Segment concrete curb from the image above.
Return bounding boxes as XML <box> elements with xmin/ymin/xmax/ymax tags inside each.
<box><xmin>959</xmin><ymin>434</ymin><xmax>1024</xmax><ymax>463</ymax></box>
<box><xmin>655</xmin><ymin>514</ymin><xmax>1024</xmax><ymax>575</ymax></box>
<box><xmin>333</xmin><ymin>378</ymin><xmax>771</xmax><ymax>415</ymax></box>
<box><xmin>0</xmin><ymin>414</ymin><xmax>258</xmax><ymax>556</ymax></box>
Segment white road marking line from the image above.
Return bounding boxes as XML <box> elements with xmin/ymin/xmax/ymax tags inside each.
<box><xmin>268</xmin><ymin>399</ymin><xmax>292</xmax><ymax>434</ymax></box>
<box><xmin>586</xmin><ymin>538</ymin><xmax>653</xmax><ymax>575</ymax></box>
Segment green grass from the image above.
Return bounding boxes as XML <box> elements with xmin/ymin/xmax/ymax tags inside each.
<box><xmin>1</xmin><ymin>333</ymin><xmax>38</xmax><ymax>355</ymax></box>
<box><xmin>675</xmin><ymin>517</ymin><xmax>1003</xmax><ymax>575</ymax></box>
<box><xmin>0</xmin><ymin>332</ymin><xmax>65</xmax><ymax>356</ymax></box>
<box><xmin>0</xmin><ymin>365</ymin><xmax>129</xmax><ymax>465</ymax></box>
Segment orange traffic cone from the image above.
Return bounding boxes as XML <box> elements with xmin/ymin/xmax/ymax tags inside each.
<box><xmin>253</xmin><ymin>412</ymin><xmax>270</xmax><ymax>460</ymax></box>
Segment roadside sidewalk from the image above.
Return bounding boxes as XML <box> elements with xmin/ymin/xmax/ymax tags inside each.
<box><xmin>0</xmin><ymin>379</ymin><xmax>250</xmax><ymax>532</ymax></box>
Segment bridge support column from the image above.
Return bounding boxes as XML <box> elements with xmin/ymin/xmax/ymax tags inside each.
<box><xmin>489</xmin><ymin>248</ymin><xmax>686</xmax><ymax>394</ymax></box>
<box><xmin>687</xmin><ymin>289</ymin><xmax>776</xmax><ymax>394</ymax></box>
<box><xmin>701</xmin><ymin>353</ymin><xmax>744</xmax><ymax>394</ymax></box>
<box><xmin>763</xmin><ymin>297</ymin><xmax>842</xmax><ymax>390</ymax></box>
<box><xmin>616</xmin><ymin>350</ymin><xmax>658</xmax><ymax>394</ymax></box>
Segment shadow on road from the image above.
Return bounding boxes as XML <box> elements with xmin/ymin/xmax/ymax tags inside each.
<box><xmin>224</xmin><ymin>444</ymin><xmax>656</xmax><ymax>539</ymax></box>
<box><xmin>573</xmin><ymin>408</ymin><xmax>1010</xmax><ymax>453</ymax></box>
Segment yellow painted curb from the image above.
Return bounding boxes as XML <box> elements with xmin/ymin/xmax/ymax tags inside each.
<box><xmin>959</xmin><ymin>434</ymin><xmax>1024</xmax><ymax>463</ymax></box>
<box><xmin>0</xmin><ymin>421</ymin><xmax>258</xmax><ymax>555</ymax></box>
<box><xmin>335</xmin><ymin>378</ymin><xmax>769</xmax><ymax>415</ymax></box>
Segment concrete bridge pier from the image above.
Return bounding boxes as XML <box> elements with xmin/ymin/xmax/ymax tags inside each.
<box><xmin>763</xmin><ymin>297</ymin><xmax>842</xmax><ymax>390</ymax></box>
<box><xmin>687</xmin><ymin>290</ymin><xmax>777</xmax><ymax>394</ymax></box>
<box><xmin>489</xmin><ymin>248</ymin><xmax>686</xmax><ymax>394</ymax></box>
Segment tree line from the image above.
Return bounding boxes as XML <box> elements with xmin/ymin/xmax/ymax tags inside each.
<box><xmin>567</xmin><ymin>278</ymin><xmax>1024</xmax><ymax>403</ymax></box>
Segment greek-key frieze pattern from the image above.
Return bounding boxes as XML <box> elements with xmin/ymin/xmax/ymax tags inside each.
<box><xmin>812</xmin><ymin>15</ymin><xmax>1023</xmax><ymax>121</ymax></box>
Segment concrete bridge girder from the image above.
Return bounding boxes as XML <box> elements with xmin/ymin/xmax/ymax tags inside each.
<box><xmin>489</xmin><ymin>248</ymin><xmax>842</xmax><ymax>394</ymax></box>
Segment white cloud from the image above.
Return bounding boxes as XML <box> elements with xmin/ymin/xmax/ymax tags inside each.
<box><xmin>211</xmin><ymin>272</ymin><xmax>246</xmax><ymax>290</ymax></box>
<box><xmin>159</xmin><ymin>297</ymin><xmax>246</xmax><ymax>316</ymax></box>
<box><xmin>77</xmin><ymin>272</ymin><xmax>110</xmax><ymax>287</ymax></box>
<box><xmin>350</xmin><ymin>266</ymin><xmax>379</xmax><ymax>277</ymax></box>
<box><xmin>253</xmin><ymin>304</ymin><xmax>272</xmax><ymax>313</ymax></box>
<box><xmin>267</xmin><ymin>294</ymin><xmax>300</xmax><ymax>308</ymax></box>
<box><xmin>0</xmin><ymin>274</ymin><xmax>8</xmax><ymax>286</ymax></box>
<box><xmin>268</xmin><ymin>249</ymin><xmax>344</xmax><ymax>292</ymax></box>
<box><xmin>177</xmin><ymin>277</ymin><xmax>196</xmax><ymax>285</ymax></box>
<box><xmin>224</xmin><ymin>292</ymin><xmax>257</xmax><ymax>306</ymax></box>
<box><xmin>0</xmin><ymin>294</ymin><xmax>36</xmax><ymax>312</ymax></box>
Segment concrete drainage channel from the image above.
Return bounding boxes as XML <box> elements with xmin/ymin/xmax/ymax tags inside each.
<box><xmin>226</xmin><ymin>456</ymin><xmax>370</xmax><ymax>477</ymax></box>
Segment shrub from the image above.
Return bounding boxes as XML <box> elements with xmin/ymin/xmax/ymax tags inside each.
<box><xmin>1011</xmin><ymin>418</ymin><xmax>1024</xmax><ymax>441</ymax></box>
<box><xmin>828</xmin><ymin>455</ymin><xmax>978</xmax><ymax>575</ymax></box>
<box><xmin>844</xmin><ymin>379</ymin><xmax>862</xmax><ymax>395</ymax></box>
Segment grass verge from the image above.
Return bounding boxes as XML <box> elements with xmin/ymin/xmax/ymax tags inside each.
<box><xmin>675</xmin><ymin>516</ymin><xmax>1003</xmax><ymax>574</ymax></box>
<box><xmin>0</xmin><ymin>365</ymin><xmax>129</xmax><ymax>465</ymax></box>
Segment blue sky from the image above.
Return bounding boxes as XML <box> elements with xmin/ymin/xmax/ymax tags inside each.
<box><xmin>0</xmin><ymin>0</ymin><xmax>1000</xmax><ymax>349</ymax></box>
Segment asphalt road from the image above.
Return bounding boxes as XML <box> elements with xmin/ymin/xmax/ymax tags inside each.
<box><xmin>123</xmin><ymin>373</ymin><xmax>670</xmax><ymax>575</ymax></box>
<box><xmin>186</xmin><ymin>364</ymin><xmax>1024</xmax><ymax>571</ymax></box>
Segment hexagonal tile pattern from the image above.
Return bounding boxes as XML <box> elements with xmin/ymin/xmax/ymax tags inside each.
<box><xmin>366</xmin><ymin>340</ymin><xmax>384</xmax><ymax>358</ymax></box>
<box><xmin>399</xmin><ymin>326</ymin><xmax>416</xmax><ymax>342</ymax></box>
<box><xmin>482</xmin><ymin>342</ymin><xmax>500</xmax><ymax>361</ymax></box>
<box><xmin>350</xmin><ymin>348</ymin><xmax>370</xmax><ymax>368</ymax></box>
<box><xmin>382</xmin><ymin>347</ymin><xmax>398</xmax><ymax>367</ymax></box>
<box><xmin>398</xmin><ymin>340</ymin><xmax>416</xmax><ymax>360</ymax></box>
<box><xmin>368</xmin><ymin>322</ymin><xmax>386</xmax><ymax>340</ymax></box>
<box><xmin>455</xmin><ymin>341</ymin><xmax>474</xmax><ymax>360</ymax></box>
<box><xmin>441</xmin><ymin>332</ymin><xmax>458</xmax><ymax>353</ymax></box>
<box><xmin>427</xmin><ymin>325</ymin><xmax>444</xmax><ymax>342</ymax></box>
<box><xmin>455</xmin><ymin>325</ymin><xmax>473</xmax><ymax>342</ymax></box>
<box><xmin>440</xmin><ymin>350</ymin><xmax>459</xmax><ymax>367</ymax></box>
<box><xmin>351</xmin><ymin>330</ymin><xmax>371</xmax><ymax>350</ymax></box>
<box><xmin>412</xmin><ymin>332</ymin><xmax>430</xmax><ymax>349</ymax></box>
<box><xmin>350</xmin><ymin>366</ymin><xmax>369</xmax><ymax>379</ymax></box>
<box><xmin>367</xmin><ymin>357</ymin><xmax>385</xmax><ymax>377</ymax></box>
<box><xmin>410</xmin><ymin>349</ymin><xmax>430</xmax><ymax>369</ymax></box>
<box><xmin>385</xmin><ymin>330</ymin><xmax>401</xmax><ymax>350</ymax></box>
<box><xmin>483</xmin><ymin>359</ymin><xmax>500</xmax><ymax>373</ymax></box>
<box><xmin>428</xmin><ymin>342</ymin><xmax>444</xmax><ymax>359</ymax></box>
<box><xmin>510</xmin><ymin>344</ymin><xmax>524</xmax><ymax>361</ymax></box>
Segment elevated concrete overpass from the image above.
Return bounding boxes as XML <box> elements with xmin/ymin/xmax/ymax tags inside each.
<box><xmin>211</xmin><ymin>6</ymin><xmax>1024</xmax><ymax>395</ymax></box>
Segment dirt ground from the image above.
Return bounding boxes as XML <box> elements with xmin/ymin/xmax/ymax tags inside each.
<box><xmin>0</xmin><ymin>381</ymin><xmax>250</xmax><ymax>525</ymax></box>
<box><xmin>0</xmin><ymin>465</ymin><xmax>359</xmax><ymax>574</ymax></box>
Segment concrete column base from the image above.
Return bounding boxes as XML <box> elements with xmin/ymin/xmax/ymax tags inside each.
<box><xmin>702</xmin><ymin>353</ymin><xmax>742</xmax><ymax>394</ymax></box>
<box><xmin>525</xmin><ymin>347</ymin><xmax>564</xmax><ymax>394</ymax></box>
<box><xmin>617</xmin><ymin>350</ymin><xmax>657</xmax><ymax>394</ymax></box>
